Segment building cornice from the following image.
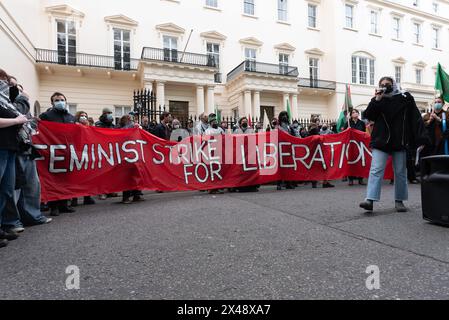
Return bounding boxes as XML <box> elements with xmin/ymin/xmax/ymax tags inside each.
<box><xmin>45</xmin><ymin>5</ymin><xmax>85</xmax><ymax>19</ymax></box>
<box><xmin>366</xmin><ymin>0</ymin><xmax>449</xmax><ymax>25</ymax></box>
<box><xmin>104</xmin><ymin>15</ymin><xmax>139</xmax><ymax>28</ymax></box>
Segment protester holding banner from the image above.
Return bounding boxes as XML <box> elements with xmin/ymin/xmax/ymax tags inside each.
<box><xmin>39</xmin><ymin>92</ymin><xmax>76</xmax><ymax>216</ymax></box>
<box><xmin>277</xmin><ymin>111</ymin><xmax>296</xmax><ymax>190</ymax></box>
<box><xmin>423</xmin><ymin>97</ymin><xmax>449</xmax><ymax>156</ymax></box>
<box><xmin>95</xmin><ymin>108</ymin><xmax>115</xmax><ymax>129</ymax></box>
<box><xmin>234</xmin><ymin>117</ymin><xmax>254</xmax><ymax>134</ymax></box>
<box><xmin>220</xmin><ymin>121</ymin><xmax>229</xmax><ymax>135</ymax></box>
<box><xmin>195</xmin><ymin>113</ymin><xmax>209</xmax><ymax>136</ymax></box>
<box><xmin>0</xmin><ymin>69</ymin><xmax>29</xmax><ymax>247</ymax></box>
<box><xmin>360</xmin><ymin>77</ymin><xmax>429</xmax><ymax>213</ymax></box>
<box><xmin>344</xmin><ymin>110</ymin><xmax>367</xmax><ymax>186</ymax></box>
<box><xmin>154</xmin><ymin>111</ymin><xmax>172</xmax><ymax>140</ymax></box>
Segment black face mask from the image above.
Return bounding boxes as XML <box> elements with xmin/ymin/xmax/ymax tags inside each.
<box><xmin>281</xmin><ymin>117</ymin><xmax>289</xmax><ymax>124</ymax></box>
<box><xmin>9</xmin><ymin>86</ymin><xmax>19</xmax><ymax>103</ymax></box>
<box><xmin>212</xmin><ymin>124</ymin><xmax>218</xmax><ymax>129</ymax></box>
<box><xmin>242</xmin><ymin>123</ymin><xmax>248</xmax><ymax>129</ymax></box>
<box><xmin>382</xmin><ymin>84</ymin><xmax>393</xmax><ymax>94</ymax></box>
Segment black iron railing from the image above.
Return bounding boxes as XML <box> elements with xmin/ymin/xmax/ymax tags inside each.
<box><xmin>298</xmin><ymin>78</ymin><xmax>336</xmax><ymax>90</ymax></box>
<box><xmin>227</xmin><ymin>60</ymin><xmax>299</xmax><ymax>82</ymax></box>
<box><xmin>35</xmin><ymin>48</ymin><xmax>139</xmax><ymax>71</ymax></box>
<box><xmin>141</xmin><ymin>47</ymin><xmax>218</xmax><ymax>68</ymax></box>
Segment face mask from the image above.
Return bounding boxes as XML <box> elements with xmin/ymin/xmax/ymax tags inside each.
<box><xmin>242</xmin><ymin>123</ymin><xmax>248</xmax><ymax>129</ymax></box>
<box><xmin>106</xmin><ymin>114</ymin><xmax>113</xmax><ymax>122</ymax></box>
<box><xmin>9</xmin><ymin>86</ymin><xmax>19</xmax><ymax>103</ymax></box>
<box><xmin>54</xmin><ymin>101</ymin><xmax>66</xmax><ymax>111</ymax></box>
<box><xmin>80</xmin><ymin>116</ymin><xmax>88</xmax><ymax>122</ymax></box>
<box><xmin>174</xmin><ymin>125</ymin><xmax>181</xmax><ymax>129</ymax></box>
<box><xmin>434</xmin><ymin>103</ymin><xmax>443</xmax><ymax>111</ymax></box>
<box><xmin>382</xmin><ymin>84</ymin><xmax>393</xmax><ymax>94</ymax></box>
<box><xmin>212</xmin><ymin>123</ymin><xmax>218</xmax><ymax>129</ymax></box>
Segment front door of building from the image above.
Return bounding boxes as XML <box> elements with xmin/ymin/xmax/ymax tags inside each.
<box><xmin>169</xmin><ymin>101</ymin><xmax>189</xmax><ymax>122</ymax></box>
<box><xmin>260</xmin><ymin>106</ymin><xmax>275</xmax><ymax>122</ymax></box>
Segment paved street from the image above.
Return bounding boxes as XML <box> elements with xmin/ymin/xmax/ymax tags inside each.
<box><xmin>1</xmin><ymin>182</ymin><xmax>449</xmax><ymax>300</ymax></box>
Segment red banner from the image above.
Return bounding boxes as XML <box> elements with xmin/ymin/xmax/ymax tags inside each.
<box><xmin>32</xmin><ymin>121</ymin><xmax>392</xmax><ymax>202</ymax></box>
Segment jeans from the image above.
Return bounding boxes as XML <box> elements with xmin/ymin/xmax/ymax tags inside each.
<box><xmin>15</xmin><ymin>155</ymin><xmax>47</xmax><ymax>225</ymax></box>
<box><xmin>0</xmin><ymin>150</ymin><xmax>22</xmax><ymax>228</ymax></box>
<box><xmin>366</xmin><ymin>149</ymin><xmax>408</xmax><ymax>202</ymax></box>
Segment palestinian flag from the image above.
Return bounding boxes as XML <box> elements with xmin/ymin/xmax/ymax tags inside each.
<box><xmin>337</xmin><ymin>84</ymin><xmax>353</xmax><ymax>132</ymax></box>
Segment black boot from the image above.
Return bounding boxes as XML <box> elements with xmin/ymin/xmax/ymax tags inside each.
<box><xmin>360</xmin><ymin>200</ymin><xmax>374</xmax><ymax>212</ymax></box>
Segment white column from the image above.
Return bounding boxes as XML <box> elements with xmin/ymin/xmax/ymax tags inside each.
<box><xmin>244</xmin><ymin>90</ymin><xmax>252</xmax><ymax>118</ymax></box>
<box><xmin>292</xmin><ymin>94</ymin><xmax>298</xmax><ymax>120</ymax></box>
<box><xmin>283</xmin><ymin>93</ymin><xmax>290</xmax><ymax>111</ymax></box>
<box><xmin>253</xmin><ymin>91</ymin><xmax>261</xmax><ymax>121</ymax></box>
<box><xmin>156</xmin><ymin>81</ymin><xmax>166</xmax><ymax>109</ymax></box>
<box><xmin>206</xmin><ymin>86</ymin><xmax>215</xmax><ymax>115</ymax></box>
<box><xmin>196</xmin><ymin>85</ymin><xmax>205</xmax><ymax>115</ymax></box>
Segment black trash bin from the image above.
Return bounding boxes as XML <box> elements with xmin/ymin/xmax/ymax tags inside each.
<box><xmin>421</xmin><ymin>155</ymin><xmax>449</xmax><ymax>226</ymax></box>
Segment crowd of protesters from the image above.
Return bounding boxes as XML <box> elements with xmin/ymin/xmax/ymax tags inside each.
<box><xmin>1</xmin><ymin>67</ymin><xmax>448</xmax><ymax>247</ymax></box>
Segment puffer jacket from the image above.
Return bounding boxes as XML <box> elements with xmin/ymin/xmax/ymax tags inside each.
<box><xmin>363</xmin><ymin>92</ymin><xmax>429</xmax><ymax>152</ymax></box>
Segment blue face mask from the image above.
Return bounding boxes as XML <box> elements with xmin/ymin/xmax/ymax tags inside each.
<box><xmin>54</xmin><ymin>101</ymin><xmax>66</xmax><ymax>111</ymax></box>
<box><xmin>106</xmin><ymin>114</ymin><xmax>114</xmax><ymax>122</ymax></box>
<box><xmin>434</xmin><ymin>103</ymin><xmax>443</xmax><ymax>111</ymax></box>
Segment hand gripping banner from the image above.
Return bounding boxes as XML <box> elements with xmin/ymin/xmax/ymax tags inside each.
<box><xmin>32</xmin><ymin>121</ymin><xmax>392</xmax><ymax>202</ymax></box>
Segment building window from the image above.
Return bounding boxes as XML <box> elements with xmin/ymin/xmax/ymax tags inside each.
<box><xmin>308</xmin><ymin>4</ymin><xmax>317</xmax><ymax>28</ymax></box>
<box><xmin>393</xmin><ymin>17</ymin><xmax>401</xmax><ymax>39</ymax></box>
<box><xmin>352</xmin><ymin>55</ymin><xmax>375</xmax><ymax>85</ymax></box>
<box><xmin>432</xmin><ymin>27</ymin><xmax>440</xmax><ymax>49</ymax></box>
<box><xmin>207</xmin><ymin>42</ymin><xmax>220</xmax><ymax>68</ymax></box>
<box><xmin>370</xmin><ymin>11</ymin><xmax>378</xmax><ymax>34</ymax></box>
<box><xmin>278</xmin><ymin>0</ymin><xmax>288</xmax><ymax>21</ymax></box>
<box><xmin>245</xmin><ymin>48</ymin><xmax>257</xmax><ymax>71</ymax></box>
<box><xmin>114</xmin><ymin>28</ymin><xmax>131</xmax><ymax>70</ymax></box>
<box><xmin>433</xmin><ymin>2</ymin><xmax>439</xmax><ymax>13</ymax></box>
<box><xmin>206</xmin><ymin>0</ymin><xmax>218</xmax><ymax>8</ymax></box>
<box><xmin>163</xmin><ymin>35</ymin><xmax>178</xmax><ymax>62</ymax></box>
<box><xmin>415</xmin><ymin>69</ymin><xmax>422</xmax><ymax>84</ymax></box>
<box><xmin>244</xmin><ymin>0</ymin><xmax>255</xmax><ymax>15</ymax></box>
<box><xmin>114</xmin><ymin>105</ymin><xmax>132</xmax><ymax>123</ymax></box>
<box><xmin>279</xmin><ymin>53</ymin><xmax>289</xmax><ymax>74</ymax></box>
<box><xmin>395</xmin><ymin>66</ymin><xmax>402</xmax><ymax>84</ymax></box>
<box><xmin>309</xmin><ymin>57</ymin><xmax>319</xmax><ymax>86</ymax></box>
<box><xmin>345</xmin><ymin>4</ymin><xmax>354</xmax><ymax>29</ymax></box>
<box><xmin>57</xmin><ymin>20</ymin><xmax>76</xmax><ymax>65</ymax></box>
<box><xmin>413</xmin><ymin>23</ymin><xmax>421</xmax><ymax>44</ymax></box>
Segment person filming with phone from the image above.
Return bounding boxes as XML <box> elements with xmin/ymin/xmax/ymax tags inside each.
<box><xmin>360</xmin><ymin>77</ymin><xmax>429</xmax><ymax>213</ymax></box>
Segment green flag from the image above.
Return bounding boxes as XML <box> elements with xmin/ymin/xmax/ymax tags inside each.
<box><xmin>214</xmin><ymin>105</ymin><xmax>222</xmax><ymax>123</ymax></box>
<box><xmin>337</xmin><ymin>84</ymin><xmax>353</xmax><ymax>133</ymax></box>
<box><xmin>435</xmin><ymin>63</ymin><xmax>449</xmax><ymax>102</ymax></box>
<box><xmin>286</xmin><ymin>98</ymin><xmax>292</xmax><ymax>122</ymax></box>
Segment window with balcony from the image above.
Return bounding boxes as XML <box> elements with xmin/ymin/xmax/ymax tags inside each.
<box><xmin>308</xmin><ymin>4</ymin><xmax>317</xmax><ymax>28</ymax></box>
<box><xmin>279</xmin><ymin>53</ymin><xmax>289</xmax><ymax>75</ymax></box>
<box><xmin>352</xmin><ymin>54</ymin><xmax>375</xmax><ymax>85</ymax></box>
<box><xmin>245</xmin><ymin>48</ymin><xmax>257</xmax><ymax>71</ymax></box>
<box><xmin>207</xmin><ymin>42</ymin><xmax>220</xmax><ymax>68</ymax></box>
<box><xmin>163</xmin><ymin>36</ymin><xmax>178</xmax><ymax>62</ymax></box>
<box><xmin>57</xmin><ymin>20</ymin><xmax>76</xmax><ymax>65</ymax></box>
<box><xmin>278</xmin><ymin>0</ymin><xmax>288</xmax><ymax>22</ymax></box>
<box><xmin>345</xmin><ymin>4</ymin><xmax>354</xmax><ymax>29</ymax></box>
<box><xmin>114</xmin><ymin>28</ymin><xmax>131</xmax><ymax>70</ymax></box>
<box><xmin>244</xmin><ymin>0</ymin><xmax>255</xmax><ymax>15</ymax></box>
<box><xmin>309</xmin><ymin>57</ymin><xmax>319</xmax><ymax>86</ymax></box>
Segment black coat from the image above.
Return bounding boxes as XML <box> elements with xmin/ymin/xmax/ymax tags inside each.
<box><xmin>154</xmin><ymin>123</ymin><xmax>170</xmax><ymax>140</ymax></box>
<box><xmin>95</xmin><ymin>114</ymin><xmax>115</xmax><ymax>128</ymax></box>
<box><xmin>39</xmin><ymin>108</ymin><xmax>75</xmax><ymax>124</ymax></box>
<box><xmin>344</xmin><ymin>119</ymin><xmax>366</xmax><ymax>132</ymax></box>
<box><xmin>363</xmin><ymin>92</ymin><xmax>429</xmax><ymax>152</ymax></box>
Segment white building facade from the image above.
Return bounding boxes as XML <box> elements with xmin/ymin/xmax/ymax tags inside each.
<box><xmin>1</xmin><ymin>0</ymin><xmax>449</xmax><ymax>122</ymax></box>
